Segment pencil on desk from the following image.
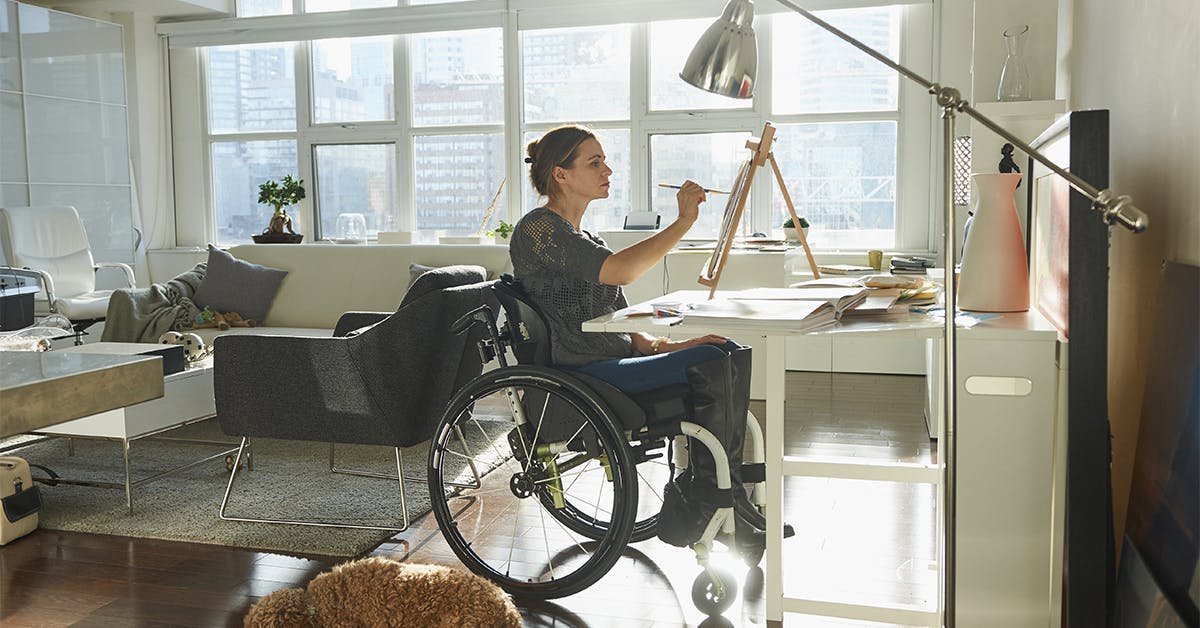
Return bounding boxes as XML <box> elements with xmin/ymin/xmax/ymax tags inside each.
<box><xmin>657</xmin><ymin>183</ymin><xmax>730</xmax><ymax>195</ymax></box>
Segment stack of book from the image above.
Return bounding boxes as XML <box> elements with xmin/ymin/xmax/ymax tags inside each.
<box><xmin>890</xmin><ymin>256</ymin><xmax>934</xmax><ymax>275</ymax></box>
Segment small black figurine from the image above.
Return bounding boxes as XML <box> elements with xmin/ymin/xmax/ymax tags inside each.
<box><xmin>999</xmin><ymin>142</ymin><xmax>1021</xmax><ymax>188</ymax></box>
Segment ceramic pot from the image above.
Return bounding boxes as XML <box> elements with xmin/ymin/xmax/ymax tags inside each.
<box><xmin>958</xmin><ymin>173</ymin><xmax>1029</xmax><ymax>312</ymax></box>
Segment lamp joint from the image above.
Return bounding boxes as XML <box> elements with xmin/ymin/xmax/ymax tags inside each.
<box><xmin>1094</xmin><ymin>190</ymin><xmax>1148</xmax><ymax>233</ymax></box>
<box><xmin>930</xmin><ymin>84</ymin><xmax>966</xmax><ymax>111</ymax></box>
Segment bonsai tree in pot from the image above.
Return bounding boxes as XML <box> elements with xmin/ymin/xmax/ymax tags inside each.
<box><xmin>781</xmin><ymin>215</ymin><xmax>810</xmax><ymax>241</ymax></box>
<box><xmin>256</xmin><ymin>175</ymin><xmax>306</xmax><ymax>243</ymax></box>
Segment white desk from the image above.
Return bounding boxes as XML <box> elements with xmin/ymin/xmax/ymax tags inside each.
<box><xmin>584</xmin><ymin>291</ymin><xmax>1062</xmax><ymax>627</ymax></box>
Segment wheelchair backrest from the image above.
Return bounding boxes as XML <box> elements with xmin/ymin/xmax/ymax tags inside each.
<box><xmin>492</xmin><ymin>275</ymin><xmax>552</xmax><ymax>366</ymax></box>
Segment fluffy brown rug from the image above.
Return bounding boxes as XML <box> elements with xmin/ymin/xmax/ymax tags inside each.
<box><xmin>244</xmin><ymin>556</ymin><xmax>522</xmax><ymax>627</ymax></box>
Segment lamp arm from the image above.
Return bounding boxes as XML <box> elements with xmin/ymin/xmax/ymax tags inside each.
<box><xmin>773</xmin><ymin>0</ymin><xmax>936</xmax><ymax>91</ymax></box>
<box><xmin>773</xmin><ymin>0</ymin><xmax>1148</xmax><ymax>234</ymax></box>
<box><xmin>959</xmin><ymin>103</ymin><xmax>1148</xmax><ymax>233</ymax></box>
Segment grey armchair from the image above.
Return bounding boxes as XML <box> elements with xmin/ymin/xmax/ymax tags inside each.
<box><xmin>213</xmin><ymin>265</ymin><xmax>495</xmax><ymax>532</ymax></box>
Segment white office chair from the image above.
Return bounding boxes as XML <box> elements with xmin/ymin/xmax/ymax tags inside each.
<box><xmin>0</xmin><ymin>205</ymin><xmax>136</xmax><ymax>342</ymax></box>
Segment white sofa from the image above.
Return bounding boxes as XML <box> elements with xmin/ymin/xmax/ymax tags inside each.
<box><xmin>188</xmin><ymin>243</ymin><xmax>511</xmax><ymax>344</ymax></box>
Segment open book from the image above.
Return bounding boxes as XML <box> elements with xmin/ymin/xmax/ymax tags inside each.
<box><xmin>723</xmin><ymin>286</ymin><xmax>868</xmax><ymax>316</ymax></box>
<box><xmin>684</xmin><ymin>298</ymin><xmax>837</xmax><ymax>333</ymax></box>
<box><xmin>838</xmin><ymin>288</ymin><xmax>908</xmax><ymax>321</ymax></box>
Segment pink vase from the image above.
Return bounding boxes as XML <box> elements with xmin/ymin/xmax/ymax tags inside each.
<box><xmin>958</xmin><ymin>173</ymin><xmax>1029</xmax><ymax>312</ymax></box>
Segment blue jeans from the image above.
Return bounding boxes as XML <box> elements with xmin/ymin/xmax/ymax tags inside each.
<box><xmin>573</xmin><ymin>341</ymin><xmax>743</xmax><ymax>395</ymax></box>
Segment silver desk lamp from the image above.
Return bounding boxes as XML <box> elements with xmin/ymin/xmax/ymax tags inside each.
<box><xmin>680</xmin><ymin>1</ymin><xmax>1149</xmax><ymax>625</ymax></box>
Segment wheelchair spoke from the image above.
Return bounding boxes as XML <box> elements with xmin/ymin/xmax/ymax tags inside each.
<box><xmin>636</xmin><ymin>464</ymin><xmax>666</xmax><ymax>508</ymax></box>
<box><xmin>536</xmin><ymin>498</ymin><xmax>557</xmax><ymax>581</ymax></box>
<box><xmin>544</xmin><ymin>485</ymin><xmax>618</xmax><ymax>520</ymax></box>
<box><xmin>505</xmin><ymin>496</ymin><xmax>522</xmax><ymax>578</ymax></box>
<box><xmin>468</xmin><ymin>417</ymin><xmax>515</xmax><ymax>474</ymax></box>
<box><xmin>593</xmin><ymin>474</ymin><xmax>605</xmax><ymax>523</ymax></box>
<box><xmin>440</xmin><ymin>441</ymin><xmax>500</xmax><ymax>472</ymax></box>
<box><xmin>529</xmin><ymin>392</ymin><xmax>552</xmax><ymax>464</ymax></box>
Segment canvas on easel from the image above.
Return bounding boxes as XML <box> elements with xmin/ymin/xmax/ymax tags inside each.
<box><xmin>698</xmin><ymin>122</ymin><xmax>820</xmax><ymax>299</ymax></box>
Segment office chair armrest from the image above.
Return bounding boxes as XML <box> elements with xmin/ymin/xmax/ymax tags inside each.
<box><xmin>95</xmin><ymin>262</ymin><xmax>136</xmax><ymax>288</ymax></box>
<box><xmin>4</xmin><ymin>266</ymin><xmax>57</xmax><ymax>311</ymax></box>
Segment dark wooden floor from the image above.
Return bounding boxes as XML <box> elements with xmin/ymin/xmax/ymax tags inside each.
<box><xmin>0</xmin><ymin>372</ymin><xmax>935</xmax><ymax>627</ymax></box>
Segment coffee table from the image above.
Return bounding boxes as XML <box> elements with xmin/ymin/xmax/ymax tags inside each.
<box><xmin>0</xmin><ymin>351</ymin><xmax>164</xmax><ymax>438</ymax></box>
<box><xmin>25</xmin><ymin>348</ymin><xmax>235</xmax><ymax>512</ymax></box>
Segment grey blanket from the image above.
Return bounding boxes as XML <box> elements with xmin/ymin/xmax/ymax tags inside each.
<box><xmin>101</xmin><ymin>263</ymin><xmax>207</xmax><ymax>343</ymax></box>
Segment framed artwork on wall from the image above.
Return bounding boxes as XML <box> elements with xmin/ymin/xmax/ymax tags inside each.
<box><xmin>1027</xmin><ymin>109</ymin><xmax>1114</xmax><ymax>625</ymax></box>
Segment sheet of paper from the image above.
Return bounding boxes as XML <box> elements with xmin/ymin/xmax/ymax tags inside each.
<box><xmin>791</xmin><ymin>276</ymin><xmax>864</xmax><ymax>288</ymax></box>
<box><xmin>725</xmin><ymin>287</ymin><xmax>865</xmax><ymax>302</ymax></box>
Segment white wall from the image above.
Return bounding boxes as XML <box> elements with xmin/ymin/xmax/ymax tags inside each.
<box><xmin>1060</xmin><ymin>0</ymin><xmax>1199</xmax><ymax>548</ymax></box>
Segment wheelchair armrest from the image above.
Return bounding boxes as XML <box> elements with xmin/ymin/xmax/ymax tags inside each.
<box><xmin>95</xmin><ymin>262</ymin><xmax>136</xmax><ymax>289</ymax></box>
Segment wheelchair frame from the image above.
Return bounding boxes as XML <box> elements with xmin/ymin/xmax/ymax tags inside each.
<box><xmin>425</xmin><ymin>278</ymin><xmax>769</xmax><ymax>615</ymax></box>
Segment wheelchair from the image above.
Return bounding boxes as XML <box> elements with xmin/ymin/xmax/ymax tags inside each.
<box><xmin>426</xmin><ymin>276</ymin><xmax>772</xmax><ymax>615</ymax></box>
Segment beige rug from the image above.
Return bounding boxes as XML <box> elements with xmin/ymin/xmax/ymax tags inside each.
<box><xmin>2</xmin><ymin>418</ymin><xmax>506</xmax><ymax>557</ymax></box>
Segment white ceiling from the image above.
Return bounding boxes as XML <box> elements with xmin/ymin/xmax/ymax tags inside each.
<box><xmin>22</xmin><ymin>0</ymin><xmax>232</xmax><ymax>18</ymax></box>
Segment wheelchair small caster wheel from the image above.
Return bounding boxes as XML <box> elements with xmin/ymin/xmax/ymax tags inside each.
<box><xmin>691</xmin><ymin>568</ymin><xmax>737</xmax><ymax>616</ymax></box>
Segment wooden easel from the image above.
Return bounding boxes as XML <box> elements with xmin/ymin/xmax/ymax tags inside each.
<box><xmin>475</xmin><ymin>178</ymin><xmax>506</xmax><ymax>236</ymax></box>
<box><xmin>698</xmin><ymin>122</ymin><xmax>820</xmax><ymax>298</ymax></box>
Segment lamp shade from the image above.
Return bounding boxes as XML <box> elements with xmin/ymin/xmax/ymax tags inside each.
<box><xmin>679</xmin><ymin>0</ymin><xmax>758</xmax><ymax>99</ymax></box>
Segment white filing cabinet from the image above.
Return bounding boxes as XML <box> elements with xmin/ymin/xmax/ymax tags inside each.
<box><xmin>953</xmin><ymin>310</ymin><xmax>1061</xmax><ymax>627</ymax></box>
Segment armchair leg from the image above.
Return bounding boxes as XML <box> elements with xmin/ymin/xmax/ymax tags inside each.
<box><xmin>329</xmin><ymin>442</ymin><xmax>401</xmax><ymax>480</ymax></box>
<box><xmin>328</xmin><ymin>426</ymin><xmax>483</xmax><ymax>489</ymax></box>
<box><xmin>219</xmin><ymin>437</ymin><xmax>410</xmax><ymax>532</ymax></box>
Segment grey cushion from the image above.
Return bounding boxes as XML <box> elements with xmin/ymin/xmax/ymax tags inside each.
<box><xmin>193</xmin><ymin>244</ymin><xmax>288</xmax><ymax>324</ymax></box>
<box><xmin>408</xmin><ymin>263</ymin><xmax>437</xmax><ymax>288</ymax></box>
<box><xmin>401</xmin><ymin>264</ymin><xmax>487</xmax><ymax>308</ymax></box>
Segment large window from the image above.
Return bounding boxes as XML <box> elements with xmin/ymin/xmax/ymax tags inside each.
<box><xmin>211</xmin><ymin>141</ymin><xmax>297</xmax><ymax>242</ymax></box>
<box><xmin>313</xmin><ymin>143</ymin><xmax>396</xmax><ymax>238</ymax></box>
<box><xmin>171</xmin><ymin>2</ymin><xmax>930</xmax><ymax>250</ymax></box>
<box><xmin>207</xmin><ymin>43</ymin><xmax>296</xmax><ymax>134</ymax></box>
<box><xmin>311</xmin><ymin>36</ymin><xmax>394</xmax><ymax>124</ymax></box>
<box><xmin>411</xmin><ymin>28</ymin><xmax>505</xmax><ymax>241</ymax></box>
<box><xmin>648</xmin><ymin>19</ymin><xmax>745</xmax><ymax>112</ymax></box>
<box><xmin>649</xmin><ymin>132</ymin><xmax>751</xmax><ymax>237</ymax></box>
<box><xmin>521</xmin><ymin>26</ymin><xmax>630</xmax><ymax>124</ymax></box>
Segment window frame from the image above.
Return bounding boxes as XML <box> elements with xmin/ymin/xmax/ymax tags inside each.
<box><xmin>165</xmin><ymin>0</ymin><xmax>935</xmax><ymax>251</ymax></box>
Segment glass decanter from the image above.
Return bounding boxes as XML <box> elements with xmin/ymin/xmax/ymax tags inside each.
<box><xmin>997</xmin><ymin>25</ymin><xmax>1031</xmax><ymax>101</ymax></box>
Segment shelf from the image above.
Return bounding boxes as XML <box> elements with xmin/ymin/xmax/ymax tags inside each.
<box><xmin>972</xmin><ymin>99</ymin><xmax>1067</xmax><ymax>122</ymax></box>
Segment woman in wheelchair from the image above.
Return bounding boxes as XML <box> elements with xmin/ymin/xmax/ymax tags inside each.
<box><xmin>427</xmin><ymin>125</ymin><xmax>777</xmax><ymax>614</ymax></box>
<box><xmin>512</xmin><ymin>124</ymin><xmax>765</xmax><ymax>542</ymax></box>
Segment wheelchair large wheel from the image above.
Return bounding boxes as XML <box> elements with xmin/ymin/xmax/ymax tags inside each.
<box><xmin>428</xmin><ymin>367</ymin><xmax>638</xmax><ymax>600</ymax></box>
